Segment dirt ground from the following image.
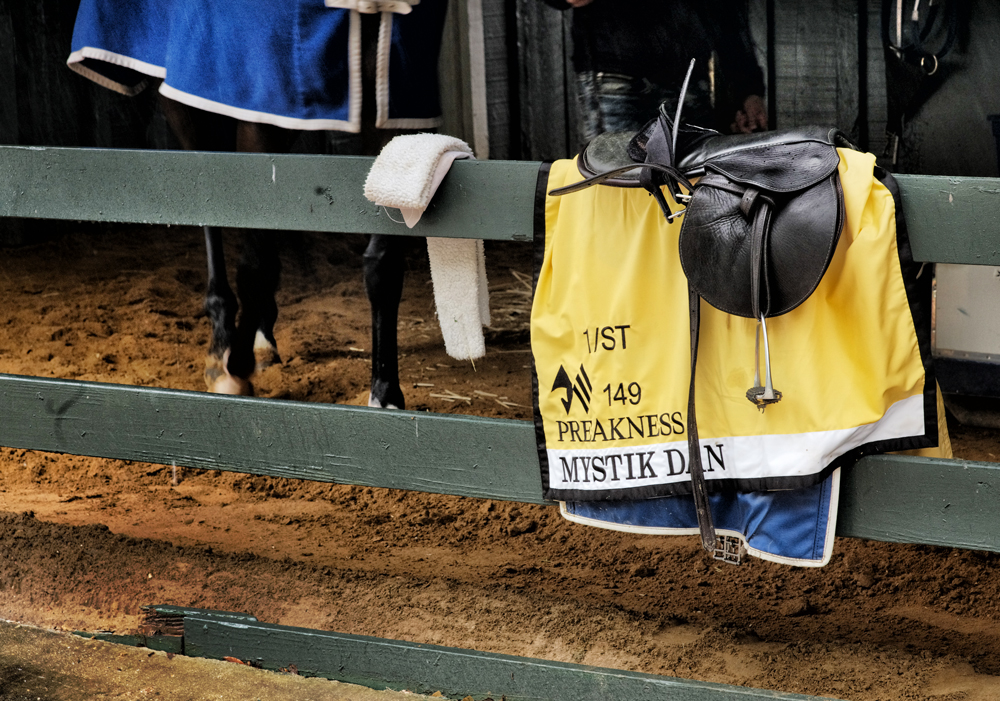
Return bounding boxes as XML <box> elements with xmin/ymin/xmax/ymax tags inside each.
<box><xmin>1</xmin><ymin>222</ymin><xmax>1000</xmax><ymax>701</ymax></box>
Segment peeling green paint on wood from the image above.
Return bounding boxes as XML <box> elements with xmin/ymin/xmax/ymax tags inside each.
<box><xmin>894</xmin><ymin>174</ymin><xmax>1000</xmax><ymax>265</ymax></box>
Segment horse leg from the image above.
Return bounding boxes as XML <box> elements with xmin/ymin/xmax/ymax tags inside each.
<box><xmin>225</xmin><ymin>228</ymin><xmax>282</xmax><ymax>384</ymax></box>
<box><xmin>159</xmin><ymin>94</ymin><xmax>235</xmax><ymax>151</ymax></box>
<box><xmin>159</xmin><ymin>94</ymin><xmax>252</xmax><ymax>392</ymax></box>
<box><xmin>202</xmin><ymin>226</ymin><xmax>250</xmax><ymax>394</ymax></box>
<box><xmin>208</xmin><ymin>120</ymin><xmax>294</xmax><ymax>387</ymax></box>
<box><xmin>364</xmin><ymin>234</ymin><xmax>406</xmax><ymax>409</ymax></box>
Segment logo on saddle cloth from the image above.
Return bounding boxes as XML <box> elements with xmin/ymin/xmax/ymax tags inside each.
<box><xmin>551</xmin><ymin>364</ymin><xmax>593</xmax><ymax>414</ymax></box>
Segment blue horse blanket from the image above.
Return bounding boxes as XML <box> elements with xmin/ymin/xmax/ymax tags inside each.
<box><xmin>68</xmin><ymin>0</ymin><xmax>447</xmax><ymax>132</ymax></box>
<box><xmin>562</xmin><ymin>470</ymin><xmax>840</xmax><ymax>567</ymax></box>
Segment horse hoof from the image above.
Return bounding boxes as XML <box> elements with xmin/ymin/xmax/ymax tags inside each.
<box><xmin>210</xmin><ymin>373</ymin><xmax>254</xmax><ymax>396</ymax></box>
<box><xmin>368</xmin><ymin>392</ymin><xmax>400</xmax><ymax>410</ymax></box>
<box><xmin>254</xmin><ymin>330</ymin><xmax>282</xmax><ymax>372</ymax></box>
<box><xmin>205</xmin><ymin>353</ymin><xmax>254</xmax><ymax>396</ymax></box>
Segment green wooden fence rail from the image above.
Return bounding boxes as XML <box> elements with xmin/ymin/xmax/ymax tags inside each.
<box><xmin>80</xmin><ymin>605</ymin><xmax>838</xmax><ymax>700</ymax></box>
<box><xmin>4</xmin><ymin>146</ymin><xmax>1000</xmax><ymax>258</ymax></box>
<box><xmin>2</xmin><ymin>373</ymin><xmax>1000</xmax><ymax>553</ymax></box>
<box><xmin>3</xmin><ymin>144</ymin><xmax>1000</xmax><ymax>701</ymax></box>
<box><xmin>181</xmin><ymin>612</ymin><xmax>829</xmax><ymax>701</ymax></box>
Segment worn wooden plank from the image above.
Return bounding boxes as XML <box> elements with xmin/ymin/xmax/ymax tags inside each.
<box><xmin>0</xmin><ymin>373</ymin><xmax>548</xmax><ymax>505</ymax></box>
<box><xmin>481</xmin><ymin>0</ymin><xmax>514</xmax><ymax>160</ymax></box>
<box><xmin>2</xmin><ymin>0</ymin><xmax>161</xmax><ymax>151</ymax></box>
<box><xmin>863</xmin><ymin>0</ymin><xmax>887</xmax><ymax>156</ymax></box>
<box><xmin>184</xmin><ymin>617</ymin><xmax>837</xmax><ymax>701</ymax></box>
<box><xmin>3</xmin><ymin>373</ymin><xmax>1000</xmax><ymax>552</ymax></box>
<box><xmin>773</xmin><ymin>0</ymin><xmax>858</xmax><ymax>131</ymax></box>
<box><xmin>0</xmin><ymin>4</ymin><xmax>17</xmax><ymax>145</ymax></box>
<box><xmin>439</xmin><ymin>0</ymin><xmax>473</xmax><ymax>150</ymax></box>
<box><xmin>0</xmin><ymin>147</ymin><xmax>538</xmax><ymax>242</ymax></box>
<box><xmin>894</xmin><ymin>174</ymin><xmax>1000</xmax><ymax>265</ymax></box>
<box><xmin>516</xmin><ymin>0</ymin><xmax>570</xmax><ymax>160</ymax></box>
<box><xmin>837</xmin><ymin>455</ymin><xmax>1000</xmax><ymax>551</ymax></box>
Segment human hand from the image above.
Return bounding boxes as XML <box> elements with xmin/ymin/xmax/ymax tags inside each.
<box><xmin>732</xmin><ymin>95</ymin><xmax>768</xmax><ymax>133</ymax></box>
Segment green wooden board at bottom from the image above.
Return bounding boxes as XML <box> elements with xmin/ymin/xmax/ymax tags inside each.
<box><xmin>184</xmin><ymin>616</ymin><xmax>842</xmax><ymax>701</ymax></box>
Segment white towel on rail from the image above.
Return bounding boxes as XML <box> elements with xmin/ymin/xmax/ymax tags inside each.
<box><xmin>364</xmin><ymin>133</ymin><xmax>489</xmax><ymax>361</ymax></box>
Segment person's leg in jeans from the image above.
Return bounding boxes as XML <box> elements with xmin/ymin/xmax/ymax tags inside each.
<box><xmin>576</xmin><ymin>71</ymin><xmax>715</xmax><ymax>144</ymax></box>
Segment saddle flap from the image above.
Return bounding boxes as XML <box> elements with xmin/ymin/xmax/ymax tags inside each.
<box><xmin>577</xmin><ymin>131</ymin><xmax>643</xmax><ymax>187</ymax></box>
<box><xmin>678</xmin><ymin>168</ymin><xmax>845</xmax><ymax>319</ymax></box>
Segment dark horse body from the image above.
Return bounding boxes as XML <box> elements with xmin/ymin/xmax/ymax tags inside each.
<box><xmin>158</xmin><ymin>95</ymin><xmax>407</xmax><ymax>409</ymax></box>
<box><xmin>68</xmin><ymin>1</ymin><xmax>449</xmax><ymax>409</ymax></box>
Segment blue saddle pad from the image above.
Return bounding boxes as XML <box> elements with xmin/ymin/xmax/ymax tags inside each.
<box><xmin>561</xmin><ymin>468</ymin><xmax>840</xmax><ymax>567</ymax></box>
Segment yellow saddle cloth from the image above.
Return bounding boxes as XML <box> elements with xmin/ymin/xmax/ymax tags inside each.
<box><xmin>531</xmin><ymin>148</ymin><xmax>937</xmax><ymax>502</ymax></box>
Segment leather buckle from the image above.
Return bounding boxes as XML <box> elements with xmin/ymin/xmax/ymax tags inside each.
<box><xmin>713</xmin><ymin>535</ymin><xmax>745</xmax><ymax>566</ymax></box>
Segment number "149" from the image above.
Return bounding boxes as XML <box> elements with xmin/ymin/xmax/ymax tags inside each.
<box><xmin>604</xmin><ymin>382</ymin><xmax>641</xmax><ymax>406</ymax></box>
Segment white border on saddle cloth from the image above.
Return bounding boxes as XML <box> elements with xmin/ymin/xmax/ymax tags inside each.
<box><xmin>545</xmin><ymin>394</ymin><xmax>923</xmax><ymax>494</ymax></box>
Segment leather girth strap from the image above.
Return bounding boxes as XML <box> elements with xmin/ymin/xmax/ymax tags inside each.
<box><xmin>684</xmin><ymin>181</ymin><xmax>777</xmax><ymax>554</ymax></box>
<box><xmin>686</xmin><ymin>282</ymin><xmax>716</xmax><ymax>552</ymax></box>
<box><xmin>646</xmin><ymin>178</ymin><xmax>719</xmax><ymax>554</ymax></box>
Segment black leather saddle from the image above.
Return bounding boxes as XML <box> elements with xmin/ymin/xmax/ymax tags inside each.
<box><xmin>550</xmin><ymin>107</ymin><xmax>854</xmax><ymax>557</ymax></box>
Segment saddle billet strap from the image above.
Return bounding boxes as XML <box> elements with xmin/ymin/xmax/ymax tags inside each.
<box><xmin>748</xmin><ymin>194</ymin><xmax>770</xmax><ymax>320</ymax></box>
<box><xmin>686</xmin><ymin>282</ymin><xmax>717</xmax><ymax>553</ymax></box>
<box><xmin>640</xmin><ymin>109</ymin><xmax>685</xmax><ymax>206</ymax></box>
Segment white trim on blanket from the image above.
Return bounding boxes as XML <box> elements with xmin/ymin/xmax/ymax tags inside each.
<box><xmin>545</xmin><ymin>393</ymin><xmax>925</xmax><ymax>494</ymax></box>
<box><xmin>71</xmin><ymin>10</ymin><xmax>435</xmax><ymax>133</ymax></box>
<box><xmin>375</xmin><ymin>11</ymin><xmax>393</xmax><ymax>128</ymax></box>
<box><xmin>67</xmin><ymin>47</ymin><xmax>165</xmax><ymax>96</ymax></box>
<box><xmin>346</xmin><ymin>10</ymin><xmax>363</xmax><ymax>132</ymax></box>
<box><xmin>558</xmin><ymin>469</ymin><xmax>841</xmax><ymax>568</ymax></box>
<box><xmin>373</xmin><ymin>12</ymin><xmax>442</xmax><ymax>129</ymax></box>
<box><xmin>326</xmin><ymin>0</ymin><xmax>418</xmax><ymax>13</ymax></box>
<box><xmin>158</xmin><ymin>83</ymin><xmax>359</xmax><ymax>132</ymax></box>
